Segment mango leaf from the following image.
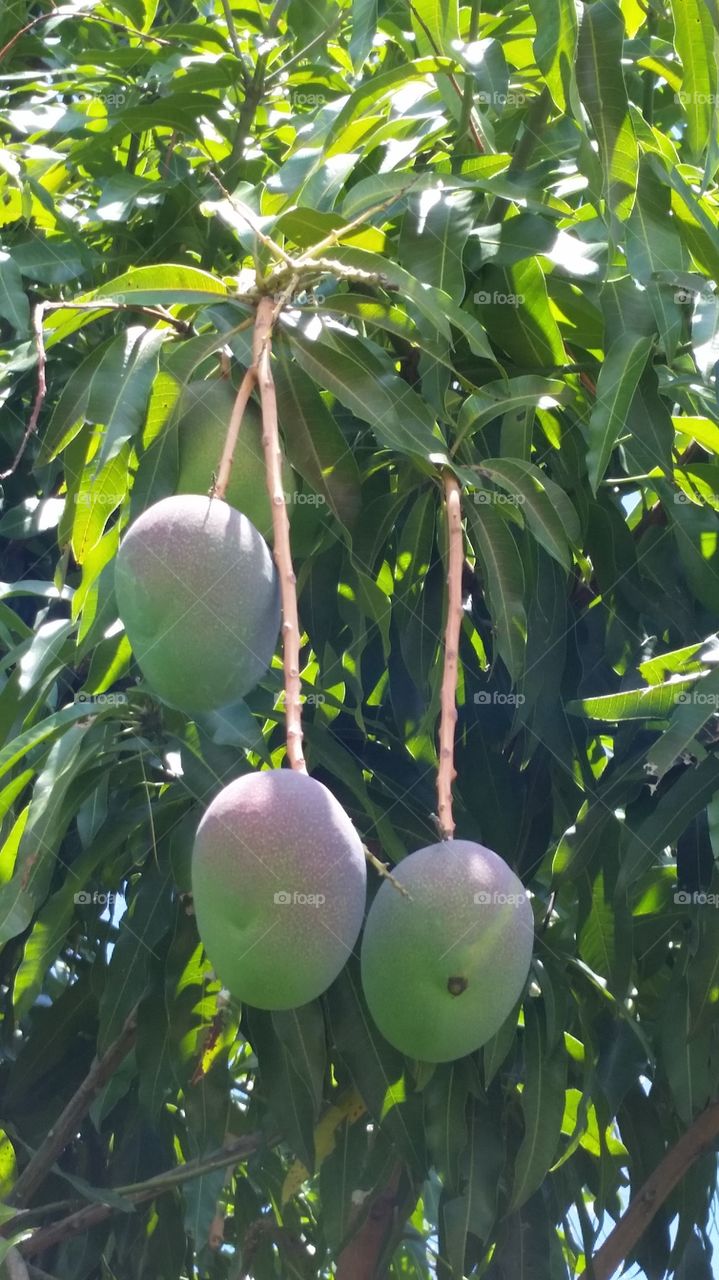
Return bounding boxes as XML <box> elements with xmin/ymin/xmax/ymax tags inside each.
<box><xmin>455</xmin><ymin>376</ymin><xmax>569</xmax><ymax>449</ymax></box>
<box><xmin>44</xmin><ymin>264</ymin><xmax>227</xmax><ymax>346</ymax></box>
<box><xmin>586</xmin><ymin>333</ymin><xmax>654</xmax><ymax>491</ymax></box>
<box><xmin>671</xmin><ymin>0</ymin><xmax>717</xmax><ymax>159</ymax></box>
<box><xmin>466</xmin><ymin>501</ymin><xmax>526</xmax><ymax>680</ymax></box>
<box><xmin>528</xmin><ymin>0</ymin><xmax>578</xmax><ymax>111</ymax></box>
<box><xmin>273</xmin><ymin>345</ymin><xmax>361</xmax><ymax>531</ymax></box>
<box><xmin>476</xmin><ymin>458</ymin><xmax>579</xmax><ymax>570</ymax></box>
<box><xmin>567</xmin><ymin>674</ymin><xmax>700</xmax><ymax>721</ymax></box>
<box><xmin>286</xmin><ymin>324</ymin><xmax>446</xmax><ymax>462</ymax></box>
<box><xmin>576</xmin><ymin>0</ymin><xmax>638</xmax><ymax>220</ymax></box>
<box><xmin>511</xmin><ymin>1002</ymin><xmax>566</xmax><ymax>1208</ymax></box>
<box><xmin>0</xmin><ymin>250</ymin><xmax>30</xmax><ymax>334</ymax></box>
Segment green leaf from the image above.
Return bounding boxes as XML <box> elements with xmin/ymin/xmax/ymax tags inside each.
<box><xmin>273</xmin><ymin>345</ymin><xmax>361</xmax><ymax>532</ymax></box>
<box><xmin>466</xmin><ymin>501</ymin><xmax>526</xmax><ymax>680</ymax></box>
<box><xmin>476</xmin><ymin>260</ymin><xmax>565</xmax><ymax>368</ymax></box>
<box><xmin>91</xmin><ymin>326</ymin><xmax>167</xmax><ymax>469</ymax></box>
<box><xmin>576</xmin><ymin>0</ymin><xmax>639</xmax><ymax>220</ymax></box>
<box><xmin>511</xmin><ymin>1002</ymin><xmax>566</xmax><ymax>1208</ymax></box>
<box><xmin>477</xmin><ymin>458</ymin><xmax>579</xmax><ymax>570</ymax></box>
<box><xmin>0</xmin><ymin>250</ymin><xmax>30</xmax><ymax>334</ymax></box>
<box><xmin>567</xmin><ymin>674</ymin><xmax>700</xmax><ymax>721</ymax></box>
<box><xmin>323</xmin><ymin>244</ymin><xmax>494</xmax><ymax>360</ymax></box>
<box><xmin>647</xmin><ymin>668</ymin><xmax>719</xmax><ymax>777</ymax></box>
<box><xmin>586</xmin><ymin>333</ymin><xmax>654</xmax><ymax>491</ymax></box>
<box><xmin>671</xmin><ymin>0</ymin><xmax>718</xmax><ymax>159</ymax></box>
<box><xmin>44</xmin><ymin>264</ymin><xmax>227</xmax><ymax>346</ymax></box>
<box><xmin>528</xmin><ymin>0</ymin><xmax>578</xmax><ymax>111</ymax></box>
<box><xmin>287</xmin><ymin>324</ymin><xmax>446</xmax><ymax>462</ymax></box>
<box><xmin>455</xmin><ymin>376</ymin><xmax>569</xmax><ymax>449</ymax></box>
<box><xmin>349</xmin><ymin>0</ymin><xmax>377</xmax><ymax>69</ymax></box>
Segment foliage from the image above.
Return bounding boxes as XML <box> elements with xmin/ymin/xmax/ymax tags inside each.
<box><xmin>1</xmin><ymin>0</ymin><xmax>719</xmax><ymax>1277</ymax></box>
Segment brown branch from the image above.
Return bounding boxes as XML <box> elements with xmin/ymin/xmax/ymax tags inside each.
<box><xmin>0</xmin><ymin>303</ymin><xmax>46</xmax><ymax>480</ymax></box>
<box><xmin>212</xmin><ymin>365</ymin><xmax>257</xmax><ymax>499</ymax></box>
<box><xmin>18</xmin><ymin>1131</ymin><xmax>272</xmax><ymax>1260</ymax></box>
<box><xmin>9</xmin><ymin>1008</ymin><xmax>138</xmax><ymax>1208</ymax></box>
<box><xmin>436</xmin><ymin>472</ymin><xmax>463</xmax><ymax>840</ymax></box>
<box><xmin>335</xmin><ymin>1162</ymin><xmax>403</xmax><ymax>1279</ymax></box>
<box><xmin>590</xmin><ymin>1097</ymin><xmax>719</xmax><ymax>1280</ymax></box>
<box><xmin>253</xmin><ymin>297</ymin><xmax>306</xmax><ymax>772</ymax></box>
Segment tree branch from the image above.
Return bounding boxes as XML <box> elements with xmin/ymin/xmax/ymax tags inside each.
<box><xmin>589</xmin><ymin>1097</ymin><xmax>719</xmax><ymax>1280</ymax></box>
<box><xmin>335</xmin><ymin>1162</ymin><xmax>403</xmax><ymax>1279</ymax></box>
<box><xmin>213</xmin><ymin>366</ymin><xmax>257</xmax><ymax>500</ymax></box>
<box><xmin>436</xmin><ymin>472</ymin><xmax>463</xmax><ymax>840</ymax></box>
<box><xmin>253</xmin><ymin>297</ymin><xmax>306</xmax><ymax>772</ymax></box>
<box><xmin>9</xmin><ymin>1008</ymin><xmax>138</xmax><ymax>1208</ymax></box>
<box><xmin>18</xmin><ymin>1132</ymin><xmax>274</xmax><ymax>1260</ymax></box>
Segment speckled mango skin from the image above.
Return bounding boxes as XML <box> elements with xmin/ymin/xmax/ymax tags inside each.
<box><xmin>191</xmin><ymin>770</ymin><xmax>367</xmax><ymax>1009</ymax></box>
<box><xmin>361</xmin><ymin>840</ymin><xmax>534</xmax><ymax>1062</ymax></box>
<box><xmin>175</xmin><ymin>379</ymin><xmax>294</xmax><ymax>540</ymax></box>
<box><xmin>115</xmin><ymin>494</ymin><xmax>279</xmax><ymax>714</ymax></box>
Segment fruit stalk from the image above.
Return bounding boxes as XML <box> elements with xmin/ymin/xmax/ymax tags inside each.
<box><xmin>437</xmin><ymin>471</ymin><xmax>463</xmax><ymax>839</ymax></box>
<box><xmin>213</xmin><ymin>364</ymin><xmax>257</xmax><ymax>500</ymax></box>
<box><xmin>254</xmin><ymin>296</ymin><xmax>306</xmax><ymax>772</ymax></box>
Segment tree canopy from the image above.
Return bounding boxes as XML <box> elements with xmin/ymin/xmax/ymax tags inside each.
<box><xmin>1</xmin><ymin>1</ymin><xmax>719</xmax><ymax>1277</ymax></box>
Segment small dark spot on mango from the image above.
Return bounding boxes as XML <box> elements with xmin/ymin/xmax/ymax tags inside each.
<box><xmin>447</xmin><ymin>975</ymin><xmax>468</xmax><ymax>997</ymax></box>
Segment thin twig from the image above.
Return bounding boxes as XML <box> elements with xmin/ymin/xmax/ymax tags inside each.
<box><xmin>0</xmin><ymin>7</ymin><xmax>173</xmax><ymax>62</ymax></box>
<box><xmin>589</xmin><ymin>1096</ymin><xmax>719</xmax><ymax>1280</ymax></box>
<box><xmin>363</xmin><ymin>846</ymin><xmax>412</xmax><ymax>899</ymax></box>
<box><xmin>43</xmin><ymin>299</ymin><xmax>194</xmax><ymax>336</ymax></box>
<box><xmin>253</xmin><ymin>297</ymin><xmax>306</xmax><ymax>771</ymax></box>
<box><xmin>409</xmin><ymin>3</ymin><xmax>487</xmax><ymax>153</ymax></box>
<box><xmin>18</xmin><ymin>1132</ymin><xmax>274</xmax><ymax>1259</ymax></box>
<box><xmin>207</xmin><ymin>173</ymin><xmax>294</xmax><ymax>268</ymax></box>
<box><xmin>1</xmin><ymin>303</ymin><xmax>46</xmax><ymax>480</ymax></box>
<box><xmin>436</xmin><ymin>472</ymin><xmax>463</xmax><ymax>840</ymax></box>
<box><xmin>296</xmin><ymin>183</ymin><xmax>422</xmax><ymax>264</ymax></box>
<box><xmin>9</xmin><ymin>1008</ymin><xmax>138</xmax><ymax>1207</ymax></box>
<box><xmin>212</xmin><ymin>366</ymin><xmax>257</xmax><ymax>499</ymax></box>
